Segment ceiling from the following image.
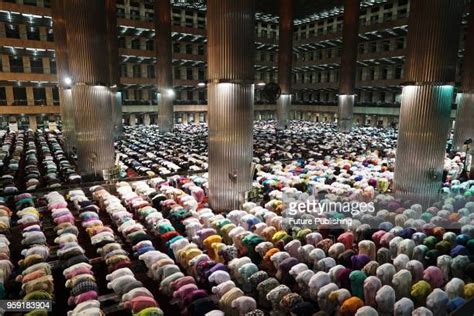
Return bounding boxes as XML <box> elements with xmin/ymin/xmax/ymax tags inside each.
<box><xmin>172</xmin><ymin>0</ymin><xmax>344</xmax><ymax>20</ymax></box>
<box><xmin>256</xmin><ymin>0</ymin><xmax>343</xmax><ymax>20</ymax></box>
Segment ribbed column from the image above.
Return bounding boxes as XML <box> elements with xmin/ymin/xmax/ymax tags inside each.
<box><xmin>453</xmin><ymin>0</ymin><xmax>474</xmax><ymax>151</ymax></box>
<box><xmin>61</xmin><ymin>88</ymin><xmax>75</xmax><ymax>149</ymax></box>
<box><xmin>63</xmin><ymin>0</ymin><xmax>115</xmax><ymax>178</ymax></box>
<box><xmin>155</xmin><ymin>0</ymin><xmax>174</xmax><ymax>132</ymax></box>
<box><xmin>276</xmin><ymin>95</ymin><xmax>291</xmax><ymax>129</ymax></box>
<box><xmin>106</xmin><ymin>0</ymin><xmax>123</xmax><ymax>139</ymax></box>
<box><xmin>207</xmin><ymin>0</ymin><xmax>255</xmax><ymax>212</ymax></box>
<box><xmin>72</xmin><ymin>85</ymin><xmax>115</xmax><ymax>176</ymax></box>
<box><xmin>276</xmin><ymin>0</ymin><xmax>294</xmax><ymax>130</ymax></box>
<box><xmin>51</xmin><ymin>0</ymin><xmax>75</xmax><ymax>153</ymax></box>
<box><xmin>337</xmin><ymin>0</ymin><xmax>360</xmax><ymax>132</ymax></box>
<box><xmin>395</xmin><ymin>85</ymin><xmax>454</xmax><ymax>203</ymax></box>
<box><xmin>337</xmin><ymin>94</ymin><xmax>355</xmax><ymax>131</ymax></box>
<box><xmin>394</xmin><ymin>0</ymin><xmax>464</xmax><ymax>204</ymax></box>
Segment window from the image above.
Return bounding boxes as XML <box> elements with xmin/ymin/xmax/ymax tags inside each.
<box><xmin>9</xmin><ymin>56</ymin><xmax>23</xmax><ymax>72</ymax></box>
<box><xmin>174</xmin><ymin>67</ymin><xmax>181</xmax><ymax>79</ymax></box>
<box><xmin>27</xmin><ymin>26</ymin><xmax>40</xmax><ymax>40</ymax></box>
<box><xmin>198</xmin><ymin>91</ymin><xmax>205</xmax><ymax>101</ymax></box>
<box><xmin>132</xmin><ymin>64</ymin><xmax>141</xmax><ymax>78</ymax></box>
<box><xmin>197</xmin><ymin>17</ymin><xmax>205</xmax><ymax>29</ymax></box>
<box><xmin>131</xmin><ymin>38</ymin><xmax>140</xmax><ymax>49</ymax></box>
<box><xmin>369</xmin><ymin>42</ymin><xmax>377</xmax><ymax>53</ymax></box>
<box><xmin>6</xmin><ymin>24</ymin><xmax>20</xmax><ymax>38</ymax></box>
<box><xmin>185</xmin><ymin>44</ymin><xmax>193</xmax><ymax>54</ymax></box>
<box><xmin>198</xmin><ymin>68</ymin><xmax>205</xmax><ymax>80</ymax></box>
<box><xmin>52</xmin><ymin>87</ymin><xmax>59</xmax><ymax>105</ymax></box>
<box><xmin>173</xmin><ymin>43</ymin><xmax>181</xmax><ymax>53</ymax></box>
<box><xmin>144</xmin><ymin>11</ymin><xmax>153</xmax><ymax>22</ymax></box>
<box><xmin>47</xmin><ymin>29</ymin><xmax>54</xmax><ymax>41</ymax></box>
<box><xmin>380</xmin><ymin>92</ymin><xmax>386</xmax><ymax>103</ymax></box>
<box><xmin>146</xmin><ymin>40</ymin><xmax>154</xmax><ymax>51</ymax></box>
<box><xmin>198</xmin><ymin>45</ymin><xmax>204</xmax><ymax>55</ymax></box>
<box><xmin>383</xmin><ymin>12</ymin><xmax>393</xmax><ymax>21</ymax></box>
<box><xmin>117</xmin><ymin>7</ymin><xmax>125</xmax><ymax>18</ymax></box>
<box><xmin>147</xmin><ymin>65</ymin><xmax>155</xmax><ymax>78</ymax></box>
<box><xmin>396</xmin><ymin>37</ymin><xmax>405</xmax><ymax>49</ymax></box>
<box><xmin>398</xmin><ymin>8</ymin><xmax>408</xmax><ymax>18</ymax></box>
<box><xmin>187</xmin><ymin>90</ymin><xmax>193</xmax><ymax>100</ymax></box>
<box><xmin>0</xmin><ymin>87</ymin><xmax>6</xmax><ymax>105</ymax></box>
<box><xmin>186</xmin><ymin>68</ymin><xmax>193</xmax><ymax>80</ymax></box>
<box><xmin>395</xmin><ymin>66</ymin><xmax>403</xmax><ymax>79</ymax></box>
<box><xmin>30</xmin><ymin>58</ymin><xmax>43</xmax><ymax>74</ymax></box>
<box><xmin>119</xmin><ymin>37</ymin><xmax>126</xmax><ymax>48</ymax></box>
<box><xmin>134</xmin><ymin>89</ymin><xmax>142</xmax><ymax>100</ymax></box>
<box><xmin>13</xmin><ymin>87</ymin><xmax>27</xmax><ymax>105</ymax></box>
<box><xmin>33</xmin><ymin>88</ymin><xmax>46</xmax><ymax>105</ymax></box>
<box><xmin>185</xmin><ymin>17</ymin><xmax>194</xmax><ymax>28</ymax></box>
<box><xmin>130</xmin><ymin>8</ymin><xmax>140</xmax><ymax>20</ymax></box>
<box><xmin>370</xmin><ymin>15</ymin><xmax>380</xmax><ymax>23</ymax></box>
<box><xmin>172</xmin><ymin>14</ymin><xmax>182</xmax><ymax>26</ymax></box>
<box><xmin>120</xmin><ymin>64</ymin><xmax>127</xmax><ymax>77</ymax></box>
<box><xmin>369</xmin><ymin>67</ymin><xmax>375</xmax><ymax>80</ymax></box>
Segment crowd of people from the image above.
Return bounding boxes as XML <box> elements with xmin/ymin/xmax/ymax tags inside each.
<box><xmin>0</xmin><ymin>129</ymin><xmax>81</xmax><ymax>194</ymax></box>
<box><xmin>0</xmin><ymin>120</ymin><xmax>473</xmax><ymax>314</ymax></box>
<box><xmin>1</xmin><ymin>169</ymin><xmax>473</xmax><ymax>315</ymax></box>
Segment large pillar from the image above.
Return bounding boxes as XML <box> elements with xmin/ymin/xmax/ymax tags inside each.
<box><xmin>453</xmin><ymin>0</ymin><xmax>474</xmax><ymax>153</ymax></box>
<box><xmin>51</xmin><ymin>0</ymin><xmax>75</xmax><ymax>153</ymax></box>
<box><xmin>394</xmin><ymin>0</ymin><xmax>464</xmax><ymax>204</ymax></box>
<box><xmin>143</xmin><ymin>114</ymin><xmax>151</xmax><ymax>126</ymax></box>
<box><xmin>155</xmin><ymin>0</ymin><xmax>174</xmax><ymax>132</ymax></box>
<box><xmin>63</xmin><ymin>0</ymin><xmax>115</xmax><ymax>178</ymax></box>
<box><xmin>130</xmin><ymin>114</ymin><xmax>136</xmax><ymax>126</ymax></box>
<box><xmin>106</xmin><ymin>0</ymin><xmax>123</xmax><ymax>139</ymax></box>
<box><xmin>28</xmin><ymin>116</ymin><xmax>37</xmax><ymax>131</ymax></box>
<box><xmin>337</xmin><ymin>0</ymin><xmax>360</xmax><ymax>132</ymax></box>
<box><xmin>276</xmin><ymin>0</ymin><xmax>294</xmax><ymax>130</ymax></box>
<box><xmin>194</xmin><ymin>112</ymin><xmax>200</xmax><ymax>124</ymax></box>
<box><xmin>207</xmin><ymin>0</ymin><xmax>255</xmax><ymax>212</ymax></box>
